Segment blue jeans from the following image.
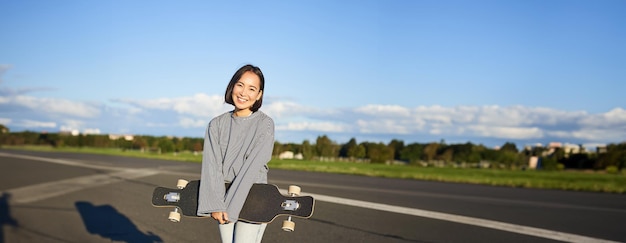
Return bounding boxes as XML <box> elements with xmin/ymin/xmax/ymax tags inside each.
<box><xmin>218</xmin><ymin>221</ymin><xmax>267</xmax><ymax>243</ymax></box>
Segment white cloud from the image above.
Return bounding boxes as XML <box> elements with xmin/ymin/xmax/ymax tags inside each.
<box><xmin>18</xmin><ymin>120</ymin><xmax>56</xmax><ymax>128</ymax></box>
<box><xmin>179</xmin><ymin>117</ymin><xmax>208</xmax><ymax>128</ymax></box>
<box><xmin>59</xmin><ymin>120</ymin><xmax>86</xmax><ymax>133</ymax></box>
<box><xmin>263</xmin><ymin>100</ymin><xmax>337</xmax><ymax>120</ymax></box>
<box><xmin>468</xmin><ymin>125</ymin><xmax>544</xmax><ymax>140</ymax></box>
<box><xmin>113</xmin><ymin>93</ymin><xmax>230</xmax><ymax>118</ymax></box>
<box><xmin>0</xmin><ymin>118</ymin><xmax>11</xmax><ymax>125</ymax></box>
<box><xmin>11</xmin><ymin>95</ymin><xmax>100</xmax><ymax>118</ymax></box>
<box><xmin>263</xmin><ymin>101</ymin><xmax>304</xmax><ymax>119</ymax></box>
<box><xmin>355</xmin><ymin>105</ymin><xmax>411</xmax><ymax>117</ymax></box>
<box><xmin>356</xmin><ymin>119</ymin><xmax>414</xmax><ymax>134</ymax></box>
<box><xmin>579</xmin><ymin>108</ymin><xmax>626</xmax><ymax>127</ymax></box>
<box><xmin>276</xmin><ymin>121</ymin><xmax>349</xmax><ymax>133</ymax></box>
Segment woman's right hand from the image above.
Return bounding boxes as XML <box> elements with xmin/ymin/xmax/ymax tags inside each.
<box><xmin>211</xmin><ymin>211</ymin><xmax>229</xmax><ymax>224</ymax></box>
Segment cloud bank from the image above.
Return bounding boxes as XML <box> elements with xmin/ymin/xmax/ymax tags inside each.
<box><xmin>2</xmin><ymin>90</ymin><xmax>625</xmax><ymax>147</ymax></box>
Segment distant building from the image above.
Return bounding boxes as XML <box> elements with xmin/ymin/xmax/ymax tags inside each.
<box><xmin>548</xmin><ymin>142</ymin><xmax>562</xmax><ymax>149</ymax></box>
<box><xmin>528</xmin><ymin>156</ymin><xmax>540</xmax><ymax>169</ymax></box>
<box><xmin>562</xmin><ymin>143</ymin><xmax>581</xmax><ymax>154</ymax></box>
<box><xmin>109</xmin><ymin>134</ymin><xmax>135</xmax><ymax>141</ymax></box>
<box><xmin>278</xmin><ymin>151</ymin><xmax>303</xmax><ymax>160</ymax></box>
<box><xmin>279</xmin><ymin>151</ymin><xmax>294</xmax><ymax>160</ymax></box>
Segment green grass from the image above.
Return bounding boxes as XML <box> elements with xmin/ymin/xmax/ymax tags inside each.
<box><xmin>4</xmin><ymin>145</ymin><xmax>626</xmax><ymax>193</ymax></box>
<box><xmin>270</xmin><ymin>159</ymin><xmax>626</xmax><ymax>193</ymax></box>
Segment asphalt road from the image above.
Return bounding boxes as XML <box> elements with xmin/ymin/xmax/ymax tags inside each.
<box><xmin>1</xmin><ymin>149</ymin><xmax>624</xmax><ymax>243</ymax></box>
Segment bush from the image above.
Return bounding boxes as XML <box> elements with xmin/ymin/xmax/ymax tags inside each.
<box><xmin>606</xmin><ymin>165</ymin><xmax>619</xmax><ymax>174</ymax></box>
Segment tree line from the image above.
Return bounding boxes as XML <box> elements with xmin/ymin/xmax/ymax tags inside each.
<box><xmin>1</xmin><ymin>125</ymin><xmax>624</xmax><ymax>172</ymax></box>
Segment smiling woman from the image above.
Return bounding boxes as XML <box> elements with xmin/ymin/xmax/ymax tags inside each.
<box><xmin>197</xmin><ymin>64</ymin><xmax>275</xmax><ymax>243</ymax></box>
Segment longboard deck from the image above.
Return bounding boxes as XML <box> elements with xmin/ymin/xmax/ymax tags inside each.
<box><xmin>152</xmin><ymin>180</ymin><xmax>314</xmax><ymax>223</ymax></box>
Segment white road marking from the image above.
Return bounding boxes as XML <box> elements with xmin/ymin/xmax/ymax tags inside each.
<box><xmin>6</xmin><ymin>169</ymin><xmax>158</xmax><ymax>204</ymax></box>
<box><xmin>271</xmin><ymin>179</ymin><xmax>626</xmax><ymax>214</ymax></box>
<box><xmin>0</xmin><ymin>152</ymin><xmax>128</xmax><ymax>171</ymax></box>
<box><xmin>291</xmin><ymin>191</ymin><xmax>620</xmax><ymax>243</ymax></box>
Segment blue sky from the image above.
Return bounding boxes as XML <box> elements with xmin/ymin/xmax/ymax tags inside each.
<box><xmin>1</xmin><ymin>0</ymin><xmax>625</xmax><ymax>148</ymax></box>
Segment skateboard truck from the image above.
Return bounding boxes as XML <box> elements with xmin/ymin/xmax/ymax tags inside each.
<box><xmin>281</xmin><ymin>185</ymin><xmax>302</xmax><ymax>232</ymax></box>
<box><xmin>166</xmin><ymin>179</ymin><xmax>189</xmax><ymax>222</ymax></box>
<box><xmin>165</xmin><ymin>192</ymin><xmax>180</xmax><ymax>202</ymax></box>
<box><xmin>281</xmin><ymin>200</ymin><xmax>300</xmax><ymax>211</ymax></box>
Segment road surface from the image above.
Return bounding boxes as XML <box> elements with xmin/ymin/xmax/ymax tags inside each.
<box><xmin>1</xmin><ymin>149</ymin><xmax>624</xmax><ymax>242</ymax></box>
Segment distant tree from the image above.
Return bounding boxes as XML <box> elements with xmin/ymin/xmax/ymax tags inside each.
<box><xmin>193</xmin><ymin>141</ymin><xmax>203</xmax><ymax>152</ymax></box>
<box><xmin>339</xmin><ymin>138</ymin><xmax>358</xmax><ymax>158</ymax></box>
<box><xmin>340</xmin><ymin>138</ymin><xmax>366</xmax><ymax>161</ymax></box>
<box><xmin>114</xmin><ymin>138</ymin><xmax>132</xmax><ymax>150</ymax></box>
<box><xmin>423</xmin><ymin>142</ymin><xmax>440</xmax><ymax>161</ymax></box>
<box><xmin>315</xmin><ymin>135</ymin><xmax>337</xmax><ymax>158</ymax></box>
<box><xmin>172</xmin><ymin>137</ymin><xmax>184</xmax><ymax>152</ymax></box>
<box><xmin>0</xmin><ymin>124</ymin><xmax>8</xmax><ymax>134</ymax></box>
<box><xmin>77</xmin><ymin>134</ymin><xmax>85</xmax><ymax>147</ymax></box>
<box><xmin>301</xmin><ymin>140</ymin><xmax>314</xmax><ymax>160</ymax></box>
<box><xmin>562</xmin><ymin>153</ymin><xmax>593</xmax><ymax>169</ymax></box>
<box><xmin>400</xmin><ymin>143</ymin><xmax>424</xmax><ymax>164</ymax></box>
<box><xmin>597</xmin><ymin>143</ymin><xmax>626</xmax><ymax>171</ymax></box>
<box><xmin>0</xmin><ymin>125</ymin><xmax>9</xmax><ymax>146</ymax></box>
<box><xmin>388</xmin><ymin>139</ymin><xmax>404</xmax><ymax>161</ymax></box>
<box><xmin>351</xmin><ymin>144</ymin><xmax>367</xmax><ymax>160</ymax></box>
<box><xmin>439</xmin><ymin>148</ymin><xmax>454</xmax><ymax>162</ymax></box>
<box><xmin>133</xmin><ymin>136</ymin><xmax>148</xmax><ymax>150</ymax></box>
<box><xmin>541</xmin><ymin>155</ymin><xmax>559</xmax><ymax>170</ymax></box>
<box><xmin>530</xmin><ymin>146</ymin><xmax>547</xmax><ymax>157</ymax></box>
<box><xmin>273</xmin><ymin>141</ymin><xmax>283</xmax><ymax>156</ymax></box>
<box><xmin>446</xmin><ymin>142</ymin><xmax>474</xmax><ymax>163</ymax></box>
<box><xmin>157</xmin><ymin>137</ymin><xmax>175</xmax><ymax>153</ymax></box>
<box><xmin>365</xmin><ymin>142</ymin><xmax>393</xmax><ymax>164</ymax></box>
<box><xmin>500</xmin><ymin>142</ymin><xmax>518</xmax><ymax>153</ymax></box>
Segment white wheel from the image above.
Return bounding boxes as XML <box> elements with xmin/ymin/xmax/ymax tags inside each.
<box><xmin>176</xmin><ymin>179</ymin><xmax>189</xmax><ymax>189</ymax></box>
<box><xmin>288</xmin><ymin>185</ymin><xmax>301</xmax><ymax>196</ymax></box>
<box><xmin>168</xmin><ymin>211</ymin><xmax>181</xmax><ymax>222</ymax></box>
<box><xmin>282</xmin><ymin>220</ymin><xmax>295</xmax><ymax>232</ymax></box>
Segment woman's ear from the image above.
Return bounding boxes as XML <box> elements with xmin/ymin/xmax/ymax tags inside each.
<box><xmin>256</xmin><ymin>90</ymin><xmax>263</xmax><ymax>101</ymax></box>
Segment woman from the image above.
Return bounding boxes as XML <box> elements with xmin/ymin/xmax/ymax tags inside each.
<box><xmin>197</xmin><ymin>64</ymin><xmax>275</xmax><ymax>243</ymax></box>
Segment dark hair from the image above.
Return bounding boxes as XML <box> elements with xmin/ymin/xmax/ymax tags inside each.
<box><xmin>224</xmin><ymin>64</ymin><xmax>265</xmax><ymax>112</ymax></box>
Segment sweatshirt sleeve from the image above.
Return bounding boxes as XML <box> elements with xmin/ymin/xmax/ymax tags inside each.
<box><xmin>197</xmin><ymin>120</ymin><xmax>227</xmax><ymax>216</ymax></box>
<box><xmin>224</xmin><ymin>117</ymin><xmax>275</xmax><ymax>221</ymax></box>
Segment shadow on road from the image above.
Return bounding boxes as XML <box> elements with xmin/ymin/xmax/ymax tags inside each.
<box><xmin>0</xmin><ymin>193</ymin><xmax>19</xmax><ymax>243</ymax></box>
<box><xmin>75</xmin><ymin>201</ymin><xmax>162</xmax><ymax>243</ymax></box>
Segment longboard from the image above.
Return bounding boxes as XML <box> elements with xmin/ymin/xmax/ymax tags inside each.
<box><xmin>152</xmin><ymin>179</ymin><xmax>314</xmax><ymax>231</ymax></box>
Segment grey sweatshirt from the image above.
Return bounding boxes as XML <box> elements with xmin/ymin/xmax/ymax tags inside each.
<box><xmin>197</xmin><ymin>110</ymin><xmax>275</xmax><ymax>221</ymax></box>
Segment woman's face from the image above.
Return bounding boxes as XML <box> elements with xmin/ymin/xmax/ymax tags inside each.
<box><xmin>232</xmin><ymin>71</ymin><xmax>262</xmax><ymax>113</ymax></box>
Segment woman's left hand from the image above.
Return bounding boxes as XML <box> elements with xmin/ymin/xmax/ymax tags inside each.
<box><xmin>211</xmin><ymin>211</ymin><xmax>230</xmax><ymax>224</ymax></box>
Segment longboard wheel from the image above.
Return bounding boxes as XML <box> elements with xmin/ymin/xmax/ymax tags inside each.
<box><xmin>288</xmin><ymin>185</ymin><xmax>301</xmax><ymax>196</ymax></box>
<box><xmin>282</xmin><ymin>220</ymin><xmax>295</xmax><ymax>232</ymax></box>
<box><xmin>176</xmin><ymin>179</ymin><xmax>189</xmax><ymax>189</ymax></box>
<box><xmin>169</xmin><ymin>211</ymin><xmax>181</xmax><ymax>222</ymax></box>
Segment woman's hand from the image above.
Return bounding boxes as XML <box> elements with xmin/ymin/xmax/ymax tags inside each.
<box><xmin>211</xmin><ymin>211</ymin><xmax>229</xmax><ymax>224</ymax></box>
